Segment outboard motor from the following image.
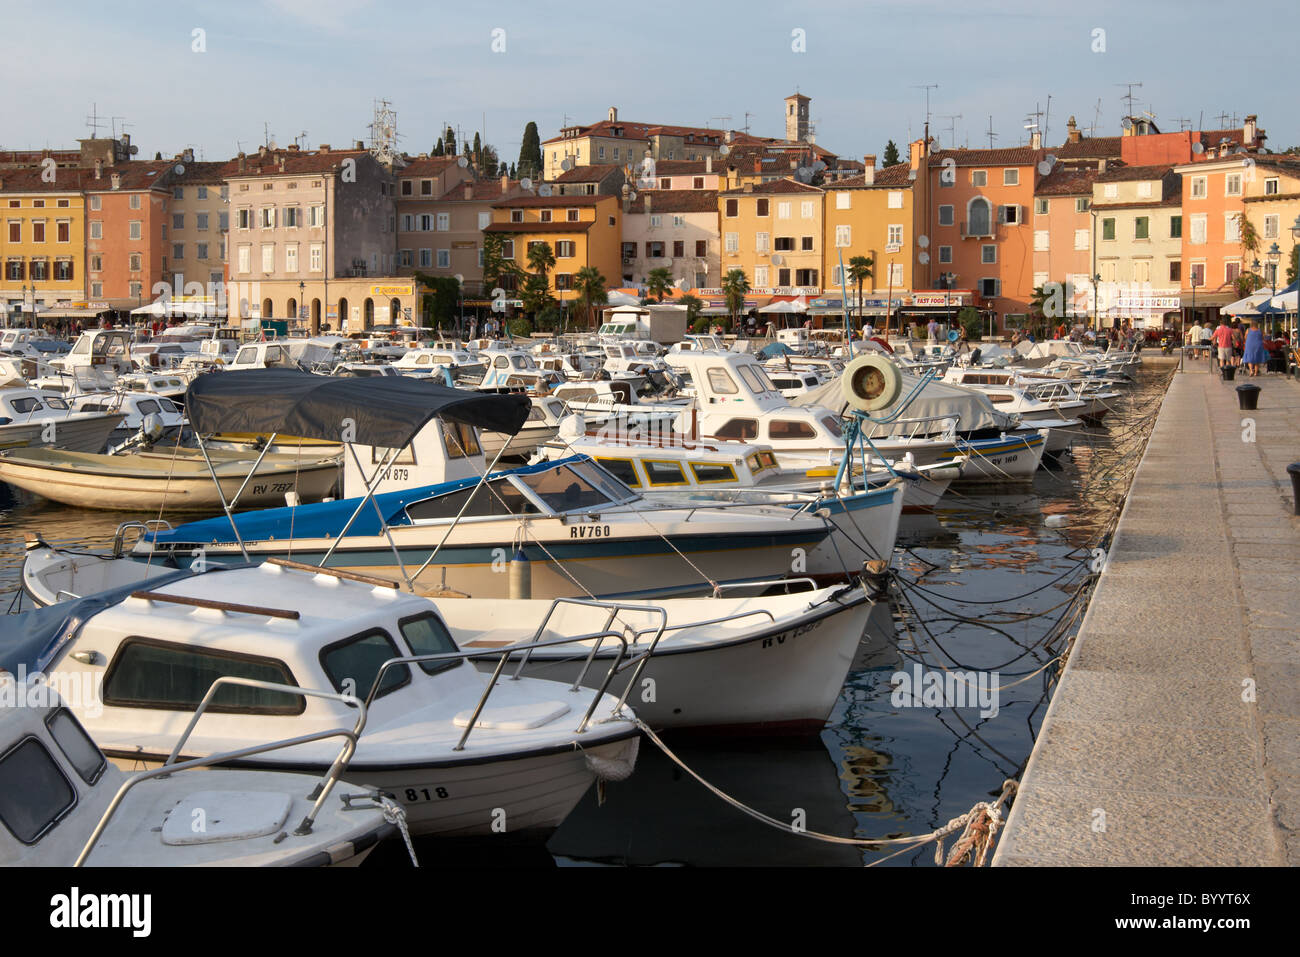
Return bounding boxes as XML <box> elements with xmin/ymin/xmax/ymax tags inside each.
<box><xmin>969</xmin><ymin>347</ymin><xmax>982</xmax><ymax>367</ymax></box>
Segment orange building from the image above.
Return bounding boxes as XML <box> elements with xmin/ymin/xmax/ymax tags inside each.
<box><xmin>926</xmin><ymin>145</ymin><xmax>1042</xmax><ymax>332</ymax></box>
<box><xmin>1031</xmin><ymin>165</ymin><xmax>1101</xmax><ymax>324</ymax></box>
<box><xmin>485</xmin><ymin>194</ymin><xmax>622</xmax><ymax>307</ymax></box>
<box><xmin>84</xmin><ymin>160</ymin><xmax>174</xmax><ymax>312</ymax></box>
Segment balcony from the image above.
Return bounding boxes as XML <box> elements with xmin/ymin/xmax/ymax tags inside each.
<box><xmin>960</xmin><ymin>220</ymin><xmax>996</xmax><ymax>240</ymax></box>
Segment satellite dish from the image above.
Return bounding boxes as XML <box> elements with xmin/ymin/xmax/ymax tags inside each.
<box><xmin>538</xmin><ymin>184</ymin><xmax>553</xmax><ymax>197</ymax></box>
<box><xmin>1192</xmin><ymin>142</ymin><xmax>1205</xmax><ymax>155</ymax></box>
<box><xmin>841</xmin><ymin>354</ymin><xmax>902</xmax><ymax>412</ymax></box>
<box><xmin>918</xmin><ymin>235</ymin><xmax>930</xmax><ymax>249</ymax></box>
<box><xmin>907</xmin><ymin>169</ymin><xmax>917</xmax><ymax>181</ymax></box>
<box><xmin>1121</xmin><ymin>117</ymin><xmax>1133</xmax><ymax>130</ymax></box>
<box><xmin>520</xmin><ymin>177</ymin><xmax>533</xmax><ymax>190</ymax></box>
<box><xmin>129</xmin><ymin>145</ymin><xmax>139</xmax><ymax>155</ymax></box>
<box><xmin>812</xmin><ymin>160</ymin><xmax>826</xmax><ymax>172</ymax></box>
<box><xmin>918</xmin><ymin>252</ymin><xmax>931</xmax><ymax>265</ymax></box>
<box><xmin>771</xmin><ymin>255</ymin><xmax>784</xmax><ymax>266</ymax></box>
<box><xmin>457</xmin><ymin>156</ymin><xmax>469</xmax><ymax>168</ymax></box>
<box><xmin>718</xmin><ymin>145</ymin><xmax>730</xmax><ymax>156</ymax></box>
<box><xmin>454</xmin><ymin>273</ymin><xmax>464</xmax><ymax>284</ymax></box>
<box><xmin>174</xmin><ymin>164</ymin><xmax>185</xmax><ymax>175</ymax></box>
<box><xmin>1233</xmin><ymin>146</ymin><xmax>1247</xmax><ymax>155</ymax></box>
<box><xmin>561</xmin><ymin>157</ymin><xmax>574</xmax><ymax>171</ymax></box>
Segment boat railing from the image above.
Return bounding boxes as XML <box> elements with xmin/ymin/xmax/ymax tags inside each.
<box><xmin>362</xmin><ymin>630</ymin><xmax>633</xmax><ymax>746</ymax></box>
<box><xmin>861</xmin><ymin>413</ymin><xmax>959</xmax><ymax>442</ymax></box>
<box><xmin>77</xmin><ymin>679</ymin><xmax>370</xmax><ymax>866</ymax></box>
<box><xmin>111</xmin><ymin>519</ymin><xmax>173</xmax><ymax>557</ymax></box>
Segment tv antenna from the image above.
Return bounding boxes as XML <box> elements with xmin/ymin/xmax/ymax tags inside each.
<box><xmin>936</xmin><ymin>114</ymin><xmax>962</xmax><ymax>149</ymax></box>
<box><xmin>985</xmin><ymin>116</ymin><xmax>998</xmax><ymax>148</ymax></box>
<box><xmin>1090</xmin><ymin>98</ymin><xmax>1103</xmax><ymax>136</ymax></box>
<box><xmin>1116</xmin><ymin>82</ymin><xmax>1143</xmax><ymax>119</ymax></box>
<box><xmin>1214</xmin><ymin>111</ymin><xmax>1231</xmax><ymax>128</ymax></box>
<box><xmin>85</xmin><ymin>103</ymin><xmax>105</xmax><ymax>137</ymax></box>
<box><xmin>295</xmin><ymin>130</ymin><xmax>309</xmax><ymax>149</ymax></box>
<box><xmin>912</xmin><ymin>84</ymin><xmax>938</xmax><ymax>129</ymax></box>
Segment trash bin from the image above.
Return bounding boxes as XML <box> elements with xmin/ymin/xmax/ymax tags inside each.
<box><xmin>1289</xmin><ymin>463</ymin><xmax>1300</xmax><ymax>516</ymax></box>
<box><xmin>1236</xmin><ymin>384</ymin><xmax>1260</xmax><ymax>410</ymax></box>
<box><xmin>1221</xmin><ymin>364</ymin><xmax>1237</xmax><ymax>381</ymax></box>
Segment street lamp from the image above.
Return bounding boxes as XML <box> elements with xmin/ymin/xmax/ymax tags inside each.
<box><xmin>1092</xmin><ymin>272</ymin><xmax>1101</xmax><ymax>338</ymax></box>
<box><xmin>1187</xmin><ymin>270</ymin><xmax>1201</xmax><ymax>372</ymax></box>
<box><xmin>1267</xmin><ymin>242</ymin><xmax>1281</xmax><ymax>290</ymax></box>
<box><xmin>298</xmin><ymin>280</ymin><xmax>305</xmax><ymax>333</ymax></box>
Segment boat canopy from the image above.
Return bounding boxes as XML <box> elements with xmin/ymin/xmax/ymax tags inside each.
<box><xmin>185</xmin><ymin>369</ymin><xmax>531</xmax><ymax>446</ymax></box>
<box><xmin>793</xmin><ymin>369</ymin><xmax>1008</xmax><ymax>432</ymax></box>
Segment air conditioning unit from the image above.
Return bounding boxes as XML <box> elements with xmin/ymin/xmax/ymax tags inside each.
<box><xmin>623</xmin><ymin>257</ymin><xmax>634</xmax><ymax>264</ymax></box>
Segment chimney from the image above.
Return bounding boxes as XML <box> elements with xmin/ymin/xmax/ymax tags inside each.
<box><xmin>864</xmin><ymin>154</ymin><xmax>876</xmax><ymax>185</ymax></box>
<box><xmin>94</xmin><ymin>159</ymin><xmax>103</xmax><ymax>179</ymax></box>
<box><xmin>725</xmin><ymin>129</ymin><xmax>733</xmax><ymax>144</ymax></box>
<box><xmin>355</xmin><ymin>140</ymin><xmax>364</xmax><ymax>150</ymax></box>
<box><xmin>706</xmin><ymin>155</ymin><xmax>713</xmax><ymax>174</ymax></box>
<box><xmin>1244</xmin><ymin>115</ymin><xmax>1258</xmax><ymax>145</ymax></box>
<box><xmin>621</xmin><ymin>181</ymin><xmax>631</xmax><ymax>213</ymax></box>
<box><xmin>500</xmin><ymin>174</ymin><xmax>509</xmax><ymax>193</ymax></box>
<box><xmin>464</xmin><ymin>183</ymin><xmax>472</xmax><ymax>200</ymax></box>
<box><xmin>278</xmin><ymin>156</ymin><xmax>286</xmax><ymax>172</ymax></box>
<box><xmin>609</xmin><ymin>106</ymin><xmax>618</xmax><ymax>122</ymax></box>
<box><xmin>111</xmin><ymin>172</ymin><xmax>121</xmax><ymax>190</ymax></box>
<box><xmin>258</xmin><ymin>145</ymin><xmax>268</xmax><ymax>158</ymax></box>
<box><xmin>238</xmin><ymin>152</ymin><xmax>246</xmax><ymax>173</ymax></box>
<box><xmin>645</xmin><ymin>194</ymin><xmax>652</xmax><ymax>217</ymax></box>
<box><xmin>319</xmin><ymin>144</ymin><xmax>331</xmax><ymax>153</ymax></box>
<box><xmin>1030</xmin><ymin>130</ymin><xmax>1042</xmax><ymax>150</ymax></box>
<box><xmin>1067</xmin><ymin>116</ymin><xmax>1081</xmax><ymax>144</ymax></box>
<box><xmin>742</xmin><ymin>183</ymin><xmax>754</xmax><ymax>193</ymax></box>
<box><xmin>1099</xmin><ymin>158</ymin><xmax>1107</xmax><ymax>174</ymax></box>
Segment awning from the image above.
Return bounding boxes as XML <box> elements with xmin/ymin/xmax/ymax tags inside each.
<box><xmin>185</xmin><ymin>369</ymin><xmax>531</xmax><ymax>446</ymax></box>
<box><xmin>1222</xmin><ymin>289</ymin><xmax>1276</xmax><ymax>316</ymax></box>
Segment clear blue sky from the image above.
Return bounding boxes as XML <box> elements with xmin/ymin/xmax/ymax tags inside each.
<box><xmin>4</xmin><ymin>0</ymin><xmax>1297</xmax><ymax>166</ymax></box>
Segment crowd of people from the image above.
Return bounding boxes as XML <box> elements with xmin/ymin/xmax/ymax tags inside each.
<box><xmin>1185</xmin><ymin>316</ymin><xmax>1293</xmax><ymax>376</ymax></box>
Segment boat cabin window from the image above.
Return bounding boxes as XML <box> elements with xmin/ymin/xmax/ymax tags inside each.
<box><xmin>416</xmin><ymin>355</ymin><xmax>432</xmax><ymax>365</ymax></box>
<box><xmin>45</xmin><ymin>708</ymin><xmax>106</xmax><ymax>786</ymax></box>
<box><xmin>690</xmin><ymin>462</ymin><xmax>738</xmax><ymax>483</ymax></box>
<box><xmin>517</xmin><ymin>461</ymin><xmax>634</xmax><ymax>510</ymax></box>
<box><xmin>235</xmin><ymin>346</ymin><xmax>259</xmax><ymax>365</ymax></box>
<box><xmin>820</xmin><ymin>415</ymin><xmax>844</xmax><ymax>438</ymax></box>
<box><xmin>442</xmin><ymin>420</ymin><xmax>481</xmax><ymax>459</ymax></box>
<box><xmin>769</xmin><ymin>419</ymin><xmax>816</xmax><ymax>440</ymax></box>
<box><xmin>986</xmin><ymin>393</ymin><xmax>1014</xmax><ymax>404</ymax></box>
<box><xmin>706</xmin><ymin>367</ymin><xmax>738</xmax><ymax>394</ymax></box>
<box><xmin>399</xmin><ymin>613</ymin><xmax>463</xmax><ymax>676</ymax></box>
<box><xmin>493</xmin><ymin>356</ymin><xmax>509</xmax><ymax>369</ymax></box>
<box><xmin>320</xmin><ymin>629</ymin><xmax>410</xmax><ymax>700</ymax></box>
<box><xmin>714</xmin><ymin>418</ymin><xmax>758</xmax><ymax>441</ymax></box>
<box><xmin>605</xmin><ymin>346</ymin><xmax>621</xmax><ymax>359</ymax></box>
<box><xmin>102</xmin><ymin>638</ymin><xmax>305</xmax><ymax>715</ymax></box>
<box><xmin>610</xmin><ymin>382</ymin><xmax>632</xmax><ymax>404</ymax></box>
<box><xmin>557</xmin><ymin>387</ymin><xmax>596</xmax><ymax>403</ymax></box>
<box><xmin>525</xmin><ymin>405</ymin><xmax>546</xmax><ymax>422</ymax></box>
<box><xmin>595</xmin><ymin>458</ymin><xmax>639</xmax><ymax>487</ymax></box>
<box><xmin>9</xmin><ymin>397</ymin><xmax>41</xmax><ymax>414</ymax></box>
<box><xmin>746</xmin><ymin>450</ymin><xmax>778</xmax><ymax>473</ymax></box>
<box><xmin>0</xmin><ymin>738</ymin><xmax>77</xmax><ymax>845</ymax></box>
<box><xmin>737</xmin><ymin>365</ymin><xmax>777</xmax><ymax>395</ymax></box>
<box><xmin>405</xmin><ymin>478</ymin><xmax>537</xmax><ymax>521</ymax></box>
<box><xmin>643</xmin><ymin>460</ymin><xmax>687</xmax><ymax>486</ymax></box>
<box><xmin>137</xmin><ymin>400</ymin><xmax>161</xmax><ymax>415</ymax></box>
<box><xmin>94</xmin><ymin>334</ymin><xmax>127</xmax><ymax>357</ymax></box>
<box><xmin>70</xmin><ymin>338</ymin><xmax>92</xmax><ymax>356</ymax></box>
<box><xmin>545</xmin><ymin>399</ymin><xmax>566</xmax><ymax>419</ymax></box>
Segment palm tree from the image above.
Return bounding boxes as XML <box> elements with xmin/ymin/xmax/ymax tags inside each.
<box><xmin>574</xmin><ymin>266</ymin><xmax>608</xmax><ymax>330</ymax></box>
<box><xmin>526</xmin><ymin>241</ymin><xmax>556</xmax><ymax>282</ymax></box>
<box><xmin>721</xmin><ymin>268</ymin><xmax>750</xmax><ymax>332</ymax></box>
<box><xmin>678</xmin><ymin>294</ymin><xmax>704</xmax><ymax>330</ymax></box>
<box><xmin>846</xmin><ymin>255</ymin><xmax>873</xmax><ymax>332</ymax></box>
<box><xmin>646</xmin><ymin>267</ymin><xmax>673</xmax><ymax>303</ymax></box>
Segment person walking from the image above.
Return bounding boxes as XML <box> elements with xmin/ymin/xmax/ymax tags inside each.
<box><xmin>926</xmin><ymin>318</ymin><xmax>939</xmax><ymax>342</ymax></box>
<box><xmin>1211</xmin><ymin>317</ymin><xmax>1233</xmax><ymax>371</ymax></box>
<box><xmin>1242</xmin><ymin>321</ymin><xmax>1268</xmax><ymax>376</ymax></box>
<box><xmin>1230</xmin><ymin>319</ymin><xmax>1244</xmax><ymax>368</ymax></box>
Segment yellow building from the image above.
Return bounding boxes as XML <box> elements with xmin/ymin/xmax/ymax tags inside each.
<box><xmin>485</xmin><ymin>194</ymin><xmax>622</xmax><ymax>305</ymax></box>
<box><xmin>1</xmin><ymin>168</ymin><xmax>88</xmax><ymax>320</ymax></box>
<box><xmin>718</xmin><ymin>178</ymin><xmax>825</xmax><ymax>295</ymax></box>
<box><xmin>1240</xmin><ymin>157</ymin><xmax>1300</xmax><ymax>292</ymax></box>
<box><xmin>821</xmin><ymin>160</ymin><xmax>916</xmax><ymax>311</ymax></box>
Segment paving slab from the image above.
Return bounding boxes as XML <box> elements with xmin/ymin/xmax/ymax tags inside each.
<box><xmin>996</xmin><ymin>369</ymin><xmax>1300</xmax><ymax>867</ymax></box>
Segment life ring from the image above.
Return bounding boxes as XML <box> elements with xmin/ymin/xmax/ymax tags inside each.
<box><xmin>840</xmin><ymin>353</ymin><xmax>902</xmax><ymax>412</ymax></box>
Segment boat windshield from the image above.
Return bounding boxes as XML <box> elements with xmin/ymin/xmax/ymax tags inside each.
<box><xmin>516</xmin><ymin>461</ymin><xmax>638</xmax><ymax>513</ymax></box>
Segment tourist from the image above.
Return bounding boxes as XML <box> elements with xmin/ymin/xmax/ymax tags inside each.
<box><xmin>1211</xmin><ymin>317</ymin><xmax>1233</xmax><ymax>370</ymax></box>
<box><xmin>1241</xmin><ymin>321</ymin><xmax>1268</xmax><ymax>376</ymax></box>
<box><xmin>956</xmin><ymin>324</ymin><xmax>969</xmax><ymax>353</ymax></box>
<box><xmin>1187</xmin><ymin>319</ymin><xmax>1203</xmax><ymax>361</ymax></box>
<box><xmin>1230</xmin><ymin>319</ymin><xmax>1244</xmax><ymax>367</ymax></box>
<box><xmin>927</xmin><ymin>318</ymin><xmax>940</xmax><ymax>342</ymax></box>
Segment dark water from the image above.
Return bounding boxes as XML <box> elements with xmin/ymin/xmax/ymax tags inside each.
<box><xmin>0</xmin><ymin>366</ymin><xmax>1172</xmax><ymax>866</ymax></box>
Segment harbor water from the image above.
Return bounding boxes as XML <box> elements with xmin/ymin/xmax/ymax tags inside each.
<box><xmin>0</xmin><ymin>366</ymin><xmax>1171</xmax><ymax>866</ymax></box>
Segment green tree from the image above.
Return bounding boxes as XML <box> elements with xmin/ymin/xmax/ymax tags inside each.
<box><xmin>520</xmin><ymin>272</ymin><xmax>554</xmax><ymax>318</ymax></box>
<box><xmin>678</xmin><ymin>293</ymin><xmax>704</xmax><ymax>328</ymax></box>
<box><xmin>472</xmin><ymin>132</ymin><xmax>482</xmax><ymax>169</ymax></box>
<box><xmin>414</xmin><ymin>272</ymin><xmax>461</xmax><ymax>331</ymax></box>
<box><xmin>645</xmin><ymin>267</ymin><xmax>673</xmax><ymax>302</ymax></box>
<box><xmin>846</xmin><ymin>256</ymin><xmax>873</xmax><ymax>330</ymax></box>
<box><xmin>518</xmin><ymin>122</ymin><xmax>543</xmax><ymax>181</ymax></box>
<box><xmin>957</xmin><ymin>305</ymin><xmax>983</xmax><ymax>341</ymax></box>
<box><xmin>882</xmin><ymin>140</ymin><xmax>900</xmax><ymax>166</ymax></box>
<box><xmin>721</xmin><ymin>268</ymin><xmax>750</xmax><ymax>331</ymax></box>
<box><xmin>433</xmin><ymin>137</ymin><xmax>444</xmax><ymax>156</ymax></box>
<box><xmin>509</xmin><ymin>162</ymin><xmax>517</xmax><ymax>179</ymax></box>
<box><xmin>526</xmin><ymin>240</ymin><xmax>555</xmax><ymax>280</ymax></box>
<box><xmin>480</xmin><ymin>234</ymin><xmax>521</xmax><ymax>295</ymax></box>
<box><xmin>444</xmin><ymin>126</ymin><xmax>456</xmax><ymax>157</ymax></box>
<box><xmin>1287</xmin><ymin>245</ymin><xmax>1299</xmax><ymax>285</ymax></box>
<box><xmin>574</xmin><ymin>266</ymin><xmax>608</xmax><ymax>329</ymax></box>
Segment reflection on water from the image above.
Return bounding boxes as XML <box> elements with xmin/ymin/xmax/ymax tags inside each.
<box><xmin>0</xmin><ymin>369</ymin><xmax>1169</xmax><ymax>865</ymax></box>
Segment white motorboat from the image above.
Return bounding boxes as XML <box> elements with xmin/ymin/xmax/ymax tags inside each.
<box><xmin>12</xmin><ymin>561</ymin><xmax>641</xmax><ymax>839</ymax></box>
<box><xmin>477</xmin><ymin>395</ymin><xmax>566</xmax><ymax>460</ymax></box>
<box><xmin>0</xmin><ymin>675</ymin><xmax>392</xmax><ymax>866</ymax></box>
<box><xmin>0</xmin><ymin>387</ymin><xmax>126</xmax><ymax>454</ymax></box>
<box><xmin>446</xmin><ymin>584</ymin><xmax>874</xmax><ymax>732</ymax></box>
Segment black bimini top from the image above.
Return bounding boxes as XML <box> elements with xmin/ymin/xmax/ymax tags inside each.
<box><xmin>185</xmin><ymin>369</ymin><xmax>531</xmax><ymax>447</ymax></box>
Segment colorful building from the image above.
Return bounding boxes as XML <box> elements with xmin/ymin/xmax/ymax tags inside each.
<box><xmin>84</xmin><ymin>160</ymin><xmax>174</xmax><ymax>314</ymax></box>
<box><xmin>620</xmin><ymin>189</ymin><xmax>719</xmax><ymax>290</ymax></box>
<box><xmin>0</xmin><ymin>168</ymin><xmax>88</xmax><ymax>321</ymax></box>
<box><xmin>718</xmin><ymin>178</ymin><xmax>825</xmax><ymax>301</ymax></box>
<box><xmin>1031</xmin><ymin>164</ymin><xmax>1100</xmax><ymax>326</ymax></box>
<box><xmin>1090</xmin><ymin>165</ymin><xmax>1183</xmax><ymax>328</ymax></box>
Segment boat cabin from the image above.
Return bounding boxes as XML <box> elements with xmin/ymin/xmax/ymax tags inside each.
<box><xmin>52</xmin><ymin>329</ymin><xmax>134</xmax><ymax>376</ymax></box>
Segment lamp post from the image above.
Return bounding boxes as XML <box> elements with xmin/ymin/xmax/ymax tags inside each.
<box><xmin>298</xmin><ymin>280</ymin><xmax>305</xmax><ymax>333</ymax></box>
<box><xmin>1188</xmin><ymin>271</ymin><xmax>1201</xmax><ymax>372</ymax></box>
<box><xmin>1266</xmin><ymin>242</ymin><xmax>1281</xmax><ymax>291</ymax></box>
<box><xmin>1092</xmin><ymin>272</ymin><xmax>1101</xmax><ymax>339</ymax></box>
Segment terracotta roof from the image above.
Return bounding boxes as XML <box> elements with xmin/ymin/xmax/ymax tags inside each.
<box><xmin>1095</xmin><ymin>163</ymin><xmax>1176</xmax><ymax>182</ymax></box>
<box><xmin>553</xmin><ymin>164</ymin><xmax>624</xmax><ymax>183</ymax></box>
<box><xmin>0</xmin><ymin>149</ymin><xmax>82</xmax><ymax>167</ymax></box>
<box><xmin>544</xmin><ymin>119</ymin><xmax>727</xmax><ymax>147</ymax></box>
<box><xmin>927</xmin><ymin>147</ymin><xmax>1041</xmax><ymax>168</ymax></box>
<box><xmin>225</xmin><ymin>148</ymin><xmax>373</xmax><ymax>178</ymax></box>
<box><xmin>721</xmin><ymin>178</ymin><xmax>823</xmax><ymax>195</ymax></box>
<box><xmin>627</xmin><ymin>190</ymin><xmax>719</xmax><ymax>214</ymax></box>
<box><xmin>484</xmin><ymin>222</ymin><xmax>594</xmax><ymax>233</ymax></box>
<box><xmin>438</xmin><ymin>178</ymin><xmax>527</xmax><ymax>202</ymax></box>
<box><xmin>1053</xmin><ymin>136</ymin><xmax>1123</xmax><ymax>160</ymax></box>
<box><xmin>1034</xmin><ymin>165</ymin><xmax>1102</xmax><ymax>196</ymax></box>
<box><xmin>490</xmin><ymin>195</ymin><xmax>608</xmax><ymax>208</ymax></box>
<box><xmin>398</xmin><ymin>155</ymin><xmax>462</xmax><ymax>177</ymax></box>
<box><xmin>1090</xmin><ymin>198</ymin><xmax>1180</xmax><ymax>210</ymax></box>
<box><xmin>831</xmin><ymin>163</ymin><xmax>914</xmax><ymax>189</ymax></box>
<box><xmin>83</xmin><ymin>160</ymin><xmax>176</xmax><ymax>191</ymax></box>
<box><xmin>0</xmin><ymin>168</ymin><xmax>91</xmax><ymax>192</ymax></box>
<box><xmin>652</xmin><ymin>160</ymin><xmax>712</xmax><ymax>176</ymax></box>
<box><xmin>168</xmin><ymin>160</ymin><xmax>235</xmax><ymax>184</ymax></box>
